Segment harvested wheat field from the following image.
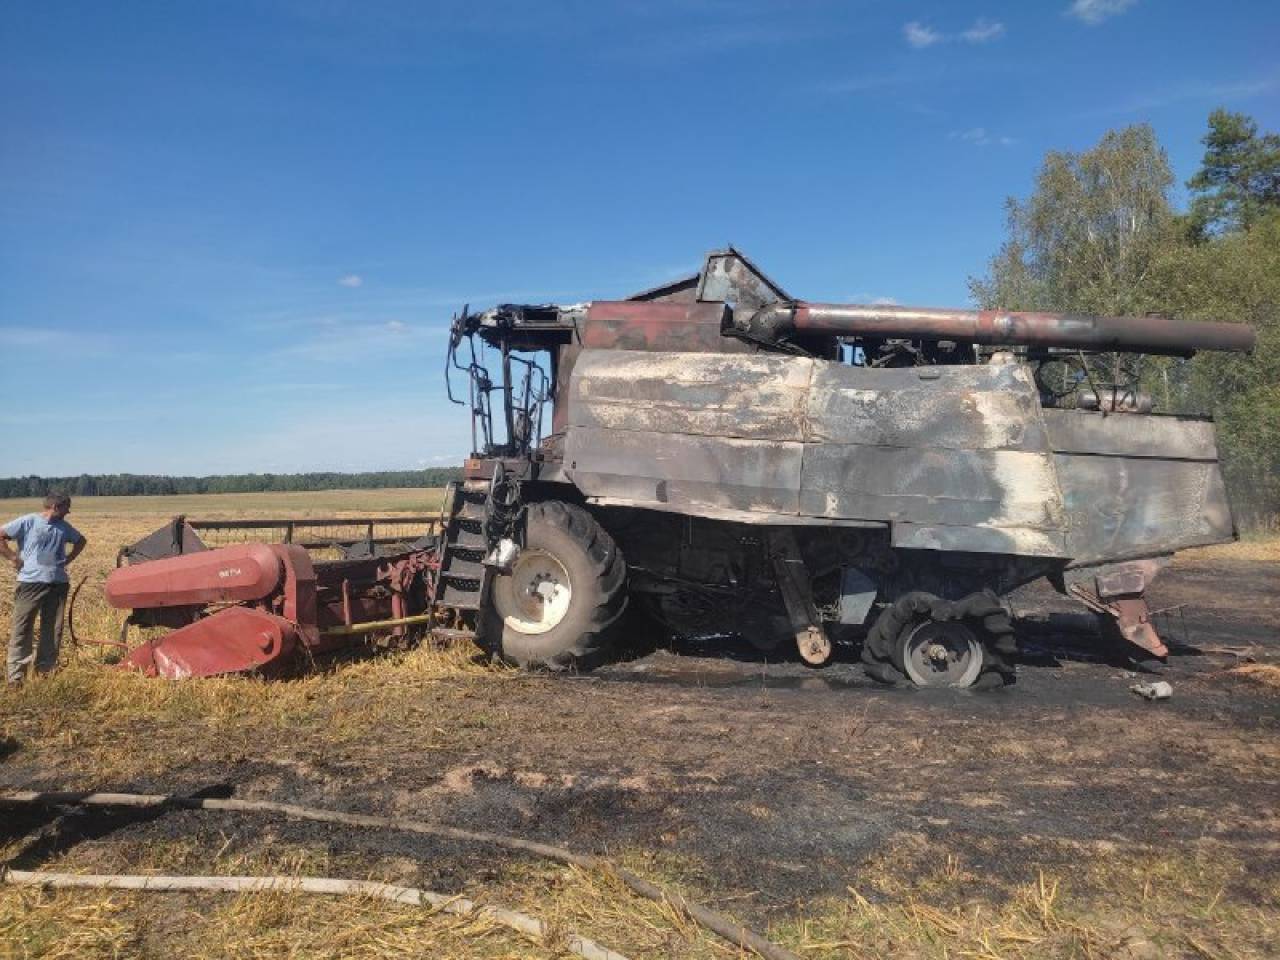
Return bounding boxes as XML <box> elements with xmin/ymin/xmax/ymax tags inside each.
<box><xmin>1</xmin><ymin>492</ymin><xmax>1278</xmax><ymax>959</ymax></box>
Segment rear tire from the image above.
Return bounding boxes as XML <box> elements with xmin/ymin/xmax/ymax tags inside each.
<box><xmin>483</xmin><ymin>501</ymin><xmax>627</xmax><ymax>671</ymax></box>
<box><xmin>861</xmin><ymin>590</ymin><xmax>1016</xmax><ymax>689</ymax></box>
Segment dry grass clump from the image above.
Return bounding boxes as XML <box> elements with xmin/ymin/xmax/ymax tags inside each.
<box><xmin>773</xmin><ymin>841</ymin><xmax>1277</xmax><ymax>959</ymax></box>
<box><xmin>0</xmin><ymin>839</ymin><xmax>720</xmax><ymax>960</ymax></box>
<box><xmin>0</xmin><ymin>885</ymin><xmax>572</xmax><ymax>960</ymax></box>
<box><xmin>6</xmin><ymin>832</ymin><xmax>1276</xmax><ymax>960</ymax></box>
<box><xmin>1228</xmin><ymin>663</ymin><xmax>1280</xmax><ymax>689</ymax></box>
<box><xmin>0</xmin><ymin>642</ymin><xmax>513</xmax><ymax>782</ymax></box>
<box><xmin>1180</xmin><ymin>532</ymin><xmax>1280</xmax><ymax>565</ymax></box>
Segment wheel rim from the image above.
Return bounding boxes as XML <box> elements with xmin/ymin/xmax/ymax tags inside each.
<box><xmin>495</xmin><ymin>549</ymin><xmax>572</xmax><ymax>635</ymax></box>
<box><xmin>902</xmin><ymin>621</ymin><xmax>983</xmax><ymax>688</ymax></box>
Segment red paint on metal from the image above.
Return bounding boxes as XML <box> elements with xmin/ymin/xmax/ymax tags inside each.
<box><xmin>105</xmin><ymin>544</ymin><xmax>283</xmax><ymax>609</ymax></box>
<box><xmin>120</xmin><ymin>607</ymin><xmax>300</xmax><ymax>679</ymax></box>
<box><xmin>271</xmin><ymin>544</ymin><xmax>319</xmax><ymax>648</ymax></box>
<box><xmin>584</xmin><ymin>301</ymin><xmax>736</xmax><ymax>353</ymax></box>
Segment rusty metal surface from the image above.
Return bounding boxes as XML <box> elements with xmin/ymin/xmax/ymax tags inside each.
<box><xmin>742</xmin><ymin>302</ymin><xmax>1257</xmax><ymax>356</ymax></box>
<box><xmin>583</xmin><ymin>301</ymin><xmax>743</xmax><ymax>354</ymax></box>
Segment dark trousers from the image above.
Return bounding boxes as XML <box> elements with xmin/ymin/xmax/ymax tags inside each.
<box><xmin>9</xmin><ymin>581</ymin><xmax>69</xmax><ymax>683</ymax></box>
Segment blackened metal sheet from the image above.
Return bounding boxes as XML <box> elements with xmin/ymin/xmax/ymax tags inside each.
<box><xmin>567</xmin><ymin>349</ymin><xmax>1071</xmax><ymax>556</ymax></box>
<box><xmin>569</xmin><ymin>350</ymin><xmax>813</xmax><ymax>442</ymax></box>
<box><xmin>586</xmin><ymin>497</ymin><xmax>886</xmax><ymax>528</ymax></box>
<box><xmin>807</xmin><ymin>362</ymin><xmax>1050</xmax><ymax>451</ymax></box>
<box><xmin>566</xmin><ymin>426</ymin><xmax>803</xmax><ymax>515</ymax></box>
<box><xmin>695</xmin><ymin>248</ymin><xmax>789</xmax><ymax>311</ymax></box>
<box><xmin>798</xmin><ymin>445</ymin><xmax>1067</xmax><ymax>554</ymax></box>
<box><xmin>1057</xmin><ymin>454</ymin><xmax>1234</xmax><ymax>565</ymax></box>
<box><xmin>892</xmin><ymin>522</ymin><xmax>1066</xmax><ymax>557</ymax></box>
<box><xmin>1042</xmin><ymin>408</ymin><xmax>1219</xmax><ymax>460</ymax></box>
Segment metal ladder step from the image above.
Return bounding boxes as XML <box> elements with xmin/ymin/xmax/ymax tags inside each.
<box><xmin>439</xmin><ymin>582</ymin><xmax>481</xmax><ymax>610</ymax></box>
<box><xmin>430</xmin><ymin>627</ymin><xmax>475</xmax><ymax>642</ymax></box>
<box><xmin>442</xmin><ymin>556</ymin><xmax>484</xmax><ymax>580</ymax></box>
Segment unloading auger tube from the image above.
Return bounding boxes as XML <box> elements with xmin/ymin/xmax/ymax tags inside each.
<box><xmin>736</xmin><ymin>301</ymin><xmax>1257</xmax><ymax>356</ymax></box>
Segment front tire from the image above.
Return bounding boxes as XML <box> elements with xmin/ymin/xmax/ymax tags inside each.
<box><xmin>483</xmin><ymin>501</ymin><xmax>627</xmax><ymax>671</ymax></box>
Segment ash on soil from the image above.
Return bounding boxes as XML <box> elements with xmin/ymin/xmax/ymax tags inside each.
<box><xmin>4</xmin><ymin>555</ymin><xmax>1278</xmax><ymax>914</ymax></box>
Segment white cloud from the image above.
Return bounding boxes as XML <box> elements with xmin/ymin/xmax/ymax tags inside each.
<box><xmin>961</xmin><ymin>18</ymin><xmax>1005</xmax><ymax>43</ymax></box>
<box><xmin>337</xmin><ymin>273</ymin><xmax>364</xmax><ymax>288</ymax></box>
<box><xmin>904</xmin><ymin>21</ymin><xmax>942</xmax><ymax>48</ymax></box>
<box><xmin>905</xmin><ymin>18</ymin><xmax>1005</xmax><ymax>49</ymax></box>
<box><xmin>951</xmin><ymin>127</ymin><xmax>1016</xmax><ymax>147</ymax></box>
<box><xmin>871</xmin><ymin>297</ymin><xmax>900</xmax><ymax>306</ymax></box>
<box><xmin>385</xmin><ymin>319</ymin><xmax>408</xmax><ymax>333</ymax></box>
<box><xmin>1067</xmin><ymin>0</ymin><xmax>1137</xmax><ymax>25</ymax></box>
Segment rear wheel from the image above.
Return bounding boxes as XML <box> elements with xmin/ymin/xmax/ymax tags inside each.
<box><xmin>861</xmin><ymin>590</ymin><xmax>1016</xmax><ymax>689</ymax></box>
<box><xmin>483</xmin><ymin>500</ymin><xmax>627</xmax><ymax>671</ymax></box>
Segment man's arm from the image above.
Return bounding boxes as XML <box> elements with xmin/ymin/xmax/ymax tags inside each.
<box><xmin>0</xmin><ymin>531</ymin><xmax>19</xmax><ymax>572</ymax></box>
<box><xmin>65</xmin><ymin>536</ymin><xmax>87</xmax><ymax>567</ymax></box>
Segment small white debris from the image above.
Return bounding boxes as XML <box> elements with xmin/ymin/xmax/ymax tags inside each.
<box><xmin>1130</xmin><ymin>680</ymin><xmax>1173</xmax><ymax>701</ymax></box>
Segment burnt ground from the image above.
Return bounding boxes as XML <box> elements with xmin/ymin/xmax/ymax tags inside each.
<box><xmin>3</xmin><ymin>550</ymin><xmax>1279</xmax><ymax>951</ymax></box>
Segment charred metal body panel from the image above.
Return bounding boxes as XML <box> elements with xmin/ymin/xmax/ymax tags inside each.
<box><xmin>1044</xmin><ymin>409</ymin><xmax>1234</xmax><ymax>565</ymax></box>
<box><xmin>565</xmin><ymin>350</ymin><xmax>1068</xmax><ymax>557</ymax></box>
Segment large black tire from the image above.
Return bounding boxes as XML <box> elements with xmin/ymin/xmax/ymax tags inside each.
<box><xmin>861</xmin><ymin>590</ymin><xmax>1016</xmax><ymax>689</ymax></box>
<box><xmin>483</xmin><ymin>501</ymin><xmax>627</xmax><ymax>671</ymax></box>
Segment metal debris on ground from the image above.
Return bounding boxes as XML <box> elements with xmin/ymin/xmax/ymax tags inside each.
<box><xmin>1130</xmin><ymin>680</ymin><xmax>1173</xmax><ymax>701</ymax></box>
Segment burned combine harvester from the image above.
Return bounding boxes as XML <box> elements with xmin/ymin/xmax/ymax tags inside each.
<box><xmin>436</xmin><ymin>249</ymin><xmax>1253</xmax><ymax>687</ymax></box>
<box><xmin>107</xmin><ymin>249</ymin><xmax>1254</xmax><ymax>687</ymax></box>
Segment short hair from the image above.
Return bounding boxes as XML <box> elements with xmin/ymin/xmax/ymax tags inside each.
<box><xmin>43</xmin><ymin>492</ymin><xmax>71</xmax><ymax>511</ymax></box>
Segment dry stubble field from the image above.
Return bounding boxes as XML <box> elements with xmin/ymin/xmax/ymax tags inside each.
<box><xmin>1</xmin><ymin>490</ymin><xmax>1278</xmax><ymax>959</ymax></box>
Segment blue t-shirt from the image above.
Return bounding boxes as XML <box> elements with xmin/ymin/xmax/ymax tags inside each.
<box><xmin>3</xmin><ymin>513</ymin><xmax>84</xmax><ymax>584</ymax></box>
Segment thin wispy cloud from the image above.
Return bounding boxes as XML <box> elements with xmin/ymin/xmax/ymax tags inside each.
<box><xmin>950</xmin><ymin>127</ymin><xmax>1017</xmax><ymax>147</ymax></box>
<box><xmin>961</xmin><ymin>18</ymin><xmax>1006</xmax><ymax>43</ymax></box>
<box><xmin>1067</xmin><ymin>0</ymin><xmax>1138</xmax><ymax>25</ymax></box>
<box><xmin>337</xmin><ymin>273</ymin><xmax>364</xmax><ymax>287</ymax></box>
<box><xmin>905</xmin><ymin>18</ymin><xmax>1006</xmax><ymax>49</ymax></box>
<box><xmin>904</xmin><ymin>21</ymin><xmax>943</xmax><ymax>49</ymax></box>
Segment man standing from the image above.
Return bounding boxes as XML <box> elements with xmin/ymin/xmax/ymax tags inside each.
<box><xmin>1</xmin><ymin>492</ymin><xmax>86</xmax><ymax>685</ymax></box>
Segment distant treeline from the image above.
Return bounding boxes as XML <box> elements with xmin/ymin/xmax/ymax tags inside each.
<box><xmin>0</xmin><ymin>469</ymin><xmax>464</xmax><ymax>499</ymax></box>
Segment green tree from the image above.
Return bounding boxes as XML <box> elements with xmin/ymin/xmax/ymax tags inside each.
<box><xmin>1150</xmin><ymin>211</ymin><xmax>1280</xmax><ymax>526</ymax></box>
<box><xmin>972</xmin><ymin>114</ymin><xmax>1279</xmax><ymax>527</ymax></box>
<box><xmin>970</xmin><ymin>124</ymin><xmax>1175</xmax><ymax>316</ymax></box>
<box><xmin>1187</xmin><ymin>109</ymin><xmax>1280</xmax><ymax>237</ymax></box>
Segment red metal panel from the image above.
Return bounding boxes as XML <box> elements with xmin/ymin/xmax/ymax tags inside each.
<box><xmin>105</xmin><ymin>544</ymin><xmax>283</xmax><ymax>609</ymax></box>
<box><xmin>120</xmin><ymin>606</ymin><xmax>299</xmax><ymax>679</ymax></box>
<box><xmin>583</xmin><ymin>301</ymin><xmax>741</xmax><ymax>353</ymax></box>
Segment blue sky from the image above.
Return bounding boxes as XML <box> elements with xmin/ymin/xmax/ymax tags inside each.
<box><xmin>2</xmin><ymin>0</ymin><xmax>1277</xmax><ymax>475</ymax></box>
